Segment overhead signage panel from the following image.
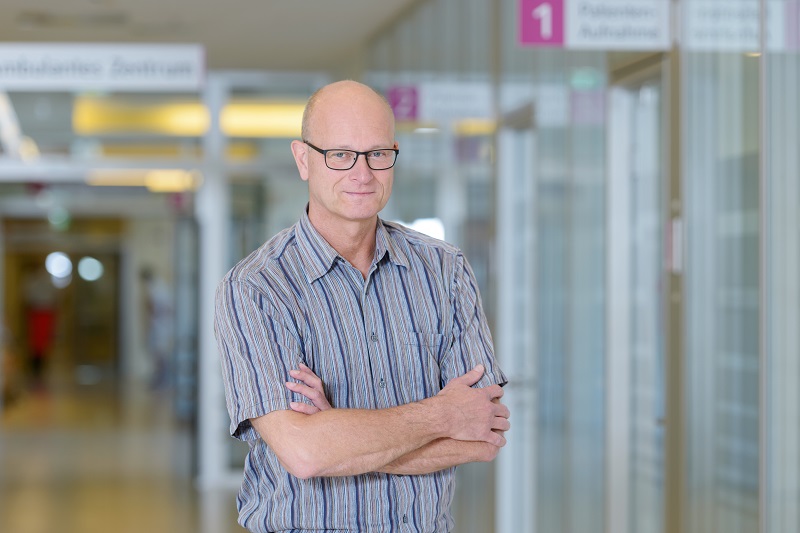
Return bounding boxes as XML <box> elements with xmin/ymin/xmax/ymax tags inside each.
<box><xmin>0</xmin><ymin>43</ymin><xmax>205</xmax><ymax>92</ymax></box>
<box><xmin>683</xmin><ymin>0</ymin><xmax>796</xmax><ymax>52</ymax></box>
<box><xmin>519</xmin><ymin>0</ymin><xmax>671</xmax><ymax>51</ymax></box>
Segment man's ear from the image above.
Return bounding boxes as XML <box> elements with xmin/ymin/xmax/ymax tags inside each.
<box><xmin>290</xmin><ymin>140</ymin><xmax>310</xmax><ymax>182</ymax></box>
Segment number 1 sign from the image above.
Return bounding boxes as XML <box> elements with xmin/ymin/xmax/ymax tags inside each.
<box><xmin>519</xmin><ymin>0</ymin><xmax>565</xmax><ymax>47</ymax></box>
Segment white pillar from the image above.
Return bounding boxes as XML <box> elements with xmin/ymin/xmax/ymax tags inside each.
<box><xmin>496</xmin><ymin>114</ymin><xmax>538</xmax><ymax>533</ymax></box>
<box><xmin>196</xmin><ymin>74</ymin><xmax>234</xmax><ymax>490</ymax></box>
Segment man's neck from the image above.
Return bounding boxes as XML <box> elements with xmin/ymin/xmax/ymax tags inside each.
<box><xmin>308</xmin><ymin>210</ymin><xmax>378</xmax><ymax>279</ymax></box>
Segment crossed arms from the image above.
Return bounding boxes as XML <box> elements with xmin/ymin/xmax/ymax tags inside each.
<box><xmin>250</xmin><ymin>364</ymin><xmax>511</xmax><ymax>480</ymax></box>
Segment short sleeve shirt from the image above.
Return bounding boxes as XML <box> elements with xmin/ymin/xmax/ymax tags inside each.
<box><xmin>214</xmin><ymin>210</ymin><xmax>507</xmax><ymax>533</ymax></box>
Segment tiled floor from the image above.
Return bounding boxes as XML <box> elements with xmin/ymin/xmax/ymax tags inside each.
<box><xmin>1</xmin><ymin>366</ymin><xmax>497</xmax><ymax>533</ymax></box>
<box><xmin>0</xmin><ymin>376</ymin><xmax>244</xmax><ymax>533</ymax></box>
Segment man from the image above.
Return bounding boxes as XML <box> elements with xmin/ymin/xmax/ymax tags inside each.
<box><xmin>214</xmin><ymin>80</ymin><xmax>509</xmax><ymax>532</ymax></box>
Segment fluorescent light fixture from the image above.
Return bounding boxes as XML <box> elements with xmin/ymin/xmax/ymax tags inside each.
<box><xmin>454</xmin><ymin>119</ymin><xmax>496</xmax><ymax>136</ymax></box>
<box><xmin>221</xmin><ymin>101</ymin><xmax>304</xmax><ymax>137</ymax></box>
<box><xmin>73</xmin><ymin>96</ymin><xmax>305</xmax><ymax>137</ymax></box>
<box><xmin>86</xmin><ymin>169</ymin><xmax>202</xmax><ymax>192</ymax></box>
<box><xmin>145</xmin><ymin>169</ymin><xmax>202</xmax><ymax>192</ymax></box>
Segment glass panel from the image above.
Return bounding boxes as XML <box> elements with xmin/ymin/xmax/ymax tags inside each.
<box><xmin>628</xmin><ymin>82</ymin><xmax>666</xmax><ymax>533</ymax></box>
<box><xmin>683</xmin><ymin>1</ymin><xmax>762</xmax><ymax>529</ymax></box>
<box><xmin>765</xmin><ymin>12</ymin><xmax>800</xmax><ymax>533</ymax></box>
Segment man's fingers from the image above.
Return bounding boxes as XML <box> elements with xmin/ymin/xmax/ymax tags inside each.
<box><xmin>289</xmin><ymin>401</ymin><xmax>320</xmax><ymax>415</ymax></box>
<box><xmin>286</xmin><ymin>381</ymin><xmax>327</xmax><ymax>406</ymax></box>
<box><xmin>494</xmin><ymin>402</ymin><xmax>510</xmax><ymax>420</ymax></box>
<box><xmin>448</xmin><ymin>364</ymin><xmax>485</xmax><ymax>387</ymax></box>
<box><xmin>485</xmin><ymin>384</ymin><xmax>504</xmax><ymax>400</ymax></box>
<box><xmin>488</xmin><ymin>430</ymin><xmax>507</xmax><ymax>447</ymax></box>
<box><xmin>291</xmin><ymin>365</ymin><xmax>323</xmax><ymax>390</ymax></box>
<box><xmin>286</xmin><ymin>380</ymin><xmax>318</xmax><ymax>398</ymax></box>
<box><xmin>493</xmin><ymin>416</ymin><xmax>511</xmax><ymax>432</ymax></box>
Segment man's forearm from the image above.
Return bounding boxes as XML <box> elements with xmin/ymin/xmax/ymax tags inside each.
<box><xmin>377</xmin><ymin>438</ymin><xmax>500</xmax><ymax>476</ymax></box>
<box><xmin>256</xmin><ymin>364</ymin><xmax>509</xmax><ymax>480</ymax></box>
<box><xmin>253</xmin><ymin>399</ymin><xmax>451</xmax><ymax>479</ymax></box>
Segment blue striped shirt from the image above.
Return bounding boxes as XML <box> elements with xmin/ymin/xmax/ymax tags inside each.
<box><xmin>214</xmin><ymin>210</ymin><xmax>507</xmax><ymax>532</ymax></box>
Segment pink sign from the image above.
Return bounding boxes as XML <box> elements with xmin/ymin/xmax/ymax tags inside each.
<box><xmin>788</xmin><ymin>1</ymin><xmax>800</xmax><ymax>51</ymax></box>
<box><xmin>386</xmin><ymin>85</ymin><xmax>418</xmax><ymax>121</ymax></box>
<box><xmin>519</xmin><ymin>0</ymin><xmax>565</xmax><ymax>47</ymax></box>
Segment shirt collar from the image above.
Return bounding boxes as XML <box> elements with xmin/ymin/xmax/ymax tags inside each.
<box><xmin>375</xmin><ymin>218</ymin><xmax>411</xmax><ymax>270</ymax></box>
<box><xmin>295</xmin><ymin>209</ymin><xmax>410</xmax><ymax>283</ymax></box>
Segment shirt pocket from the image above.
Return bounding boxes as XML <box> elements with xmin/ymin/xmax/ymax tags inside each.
<box><xmin>396</xmin><ymin>331</ymin><xmax>445</xmax><ymax>404</ymax></box>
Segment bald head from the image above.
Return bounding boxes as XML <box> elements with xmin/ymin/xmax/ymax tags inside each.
<box><xmin>301</xmin><ymin>80</ymin><xmax>395</xmax><ymax>142</ymax></box>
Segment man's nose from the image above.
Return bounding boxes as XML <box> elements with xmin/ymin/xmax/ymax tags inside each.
<box><xmin>350</xmin><ymin>154</ymin><xmax>374</xmax><ymax>181</ymax></box>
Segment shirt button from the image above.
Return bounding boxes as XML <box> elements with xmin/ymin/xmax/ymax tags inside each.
<box><xmin>371</xmin><ymin>332</ymin><xmax>378</xmax><ymax>342</ymax></box>
<box><xmin>402</xmin><ymin>514</ymin><xmax>408</xmax><ymax>524</ymax></box>
<box><xmin>379</xmin><ymin>378</ymin><xmax>386</xmax><ymax>389</ymax></box>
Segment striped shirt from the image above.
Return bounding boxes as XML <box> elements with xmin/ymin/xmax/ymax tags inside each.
<box><xmin>214</xmin><ymin>209</ymin><xmax>507</xmax><ymax>533</ymax></box>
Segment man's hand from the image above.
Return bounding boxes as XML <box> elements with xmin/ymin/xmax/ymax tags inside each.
<box><xmin>275</xmin><ymin>362</ymin><xmax>510</xmax><ymax>477</ymax></box>
<box><xmin>285</xmin><ymin>363</ymin><xmax>332</xmax><ymax>414</ymax></box>
<box><xmin>286</xmin><ymin>363</ymin><xmax>510</xmax><ymax>448</ymax></box>
<box><xmin>434</xmin><ymin>365</ymin><xmax>510</xmax><ymax>447</ymax></box>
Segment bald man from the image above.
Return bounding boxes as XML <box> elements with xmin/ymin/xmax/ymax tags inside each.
<box><xmin>214</xmin><ymin>80</ymin><xmax>509</xmax><ymax>532</ymax></box>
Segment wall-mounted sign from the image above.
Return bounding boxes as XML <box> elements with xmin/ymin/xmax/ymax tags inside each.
<box><xmin>683</xmin><ymin>0</ymin><xmax>797</xmax><ymax>52</ymax></box>
<box><xmin>417</xmin><ymin>81</ymin><xmax>493</xmax><ymax>123</ymax></box>
<box><xmin>0</xmin><ymin>43</ymin><xmax>205</xmax><ymax>91</ymax></box>
<box><xmin>387</xmin><ymin>85</ymin><xmax>419</xmax><ymax>121</ymax></box>
<box><xmin>519</xmin><ymin>0</ymin><xmax>671</xmax><ymax>51</ymax></box>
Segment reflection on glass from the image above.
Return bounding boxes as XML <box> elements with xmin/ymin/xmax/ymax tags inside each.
<box><xmin>684</xmin><ymin>40</ymin><xmax>760</xmax><ymax>533</ymax></box>
<box><xmin>766</xmin><ymin>44</ymin><xmax>800</xmax><ymax>533</ymax></box>
<box><xmin>628</xmin><ymin>83</ymin><xmax>665</xmax><ymax>533</ymax></box>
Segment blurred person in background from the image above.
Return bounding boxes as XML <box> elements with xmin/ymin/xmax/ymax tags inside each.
<box><xmin>23</xmin><ymin>270</ymin><xmax>57</xmax><ymax>391</ymax></box>
<box><xmin>214</xmin><ymin>80</ymin><xmax>510</xmax><ymax>532</ymax></box>
<box><xmin>140</xmin><ymin>266</ymin><xmax>174</xmax><ymax>390</ymax></box>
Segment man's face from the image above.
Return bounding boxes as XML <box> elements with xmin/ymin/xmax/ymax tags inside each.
<box><xmin>292</xmin><ymin>85</ymin><xmax>396</xmax><ymax>230</ymax></box>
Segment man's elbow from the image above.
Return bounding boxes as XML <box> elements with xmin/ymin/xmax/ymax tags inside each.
<box><xmin>284</xmin><ymin>462</ymin><xmax>315</xmax><ymax>480</ymax></box>
<box><xmin>282</xmin><ymin>455</ymin><xmax>320</xmax><ymax>480</ymax></box>
<box><xmin>274</xmin><ymin>441</ymin><xmax>325</xmax><ymax>480</ymax></box>
<box><xmin>254</xmin><ymin>411</ymin><xmax>329</xmax><ymax>479</ymax></box>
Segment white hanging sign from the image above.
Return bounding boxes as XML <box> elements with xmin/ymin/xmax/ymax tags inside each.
<box><xmin>417</xmin><ymin>81</ymin><xmax>493</xmax><ymax>122</ymax></box>
<box><xmin>0</xmin><ymin>43</ymin><xmax>205</xmax><ymax>91</ymax></box>
<box><xmin>519</xmin><ymin>0</ymin><xmax>671</xmax><ymax>51</ymax></box>
<box><xmin>683</xmin><ymin>0</ymin><xmax>793</xmax><ymax>52</ymax></box>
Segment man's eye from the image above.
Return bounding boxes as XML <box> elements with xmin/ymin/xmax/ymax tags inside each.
<box><xmin>330</xmin><ymin>151</ymin><xmax>350</xmax><ymax>160</ymax></box>
<box><xmin>369</xmin><ymin>150</ymin><xmax>388</xmax><ymax>158</ymax></box>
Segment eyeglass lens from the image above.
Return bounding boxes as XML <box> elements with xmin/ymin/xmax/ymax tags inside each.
<box><xmin>326</xmin><ymin>149</ymin><xmax>396</xmax><ymax>170</ymax></box>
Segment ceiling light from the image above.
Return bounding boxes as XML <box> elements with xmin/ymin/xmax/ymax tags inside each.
<box><xmin>78</xmin><ymin>257</ymin><xmax>104</xmax><ymax>281</ymax></box>
<box><xmin>73</xmin><ymin>96</ymin><xmax>305</xmax><ymax>137</ymax></box>
<box><xmin>86</xmin><ymin>168</ymin><xmax>202</xmax><ymax>192</ymax></box>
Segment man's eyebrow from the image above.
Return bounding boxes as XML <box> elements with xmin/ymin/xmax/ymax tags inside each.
<box><xmin>329</xmin><ymin>145</ymin><xmax>393</xmax><ymax>152</ymax></box>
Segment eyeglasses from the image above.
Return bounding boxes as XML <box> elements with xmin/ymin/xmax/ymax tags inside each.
<box><xmin>304</xmin><ymin>141</ymin><xmax>399</xmax><ymax>171</ymax></box>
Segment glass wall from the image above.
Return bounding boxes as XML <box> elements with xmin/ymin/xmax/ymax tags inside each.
<box><xmin>683</xmin><ymin>45</ymin><xmax>761</xmax><ymax>533</ymax></box>
<box><xmin>765</xmin><ymin>7</ymin><xmax>800</xmax><ymax>533</ymax></box>
<box><xmin>365</xmin><ymin>1</ymin><xmax>799</xmax><ymax>533</ymax></box>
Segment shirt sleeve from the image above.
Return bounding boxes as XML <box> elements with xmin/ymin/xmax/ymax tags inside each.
<box><xmin>214</xmin><ymin>278</ymin><xmax>308</xmax><ymax>441</ymax></box>
<box><xmin>440</xmin><ymin>253</ymin><xmax>508</xmax><ymax>389</ymax></box>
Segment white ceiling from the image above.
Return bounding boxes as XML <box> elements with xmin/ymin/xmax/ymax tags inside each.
<box><xmin>0</xmin><ymin>0</ymin><xmax>420</xmax><ymax>72</ymax></box>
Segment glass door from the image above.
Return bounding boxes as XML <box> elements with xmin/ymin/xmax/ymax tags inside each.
<box><xmin>495</xmin><ymin>101</ymin><xmax>538</xmax><ymax>533</ymax></box>
<box><xmin>607</xmin><ymin>59</ymin><xmax>667</xmax><ymax>533</ymax></box>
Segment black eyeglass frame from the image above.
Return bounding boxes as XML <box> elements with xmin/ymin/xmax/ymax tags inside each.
<box><xmin>304</xmin><ymin>141</ymin><xmax>399</xmax><ymax>171</ymax></box>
